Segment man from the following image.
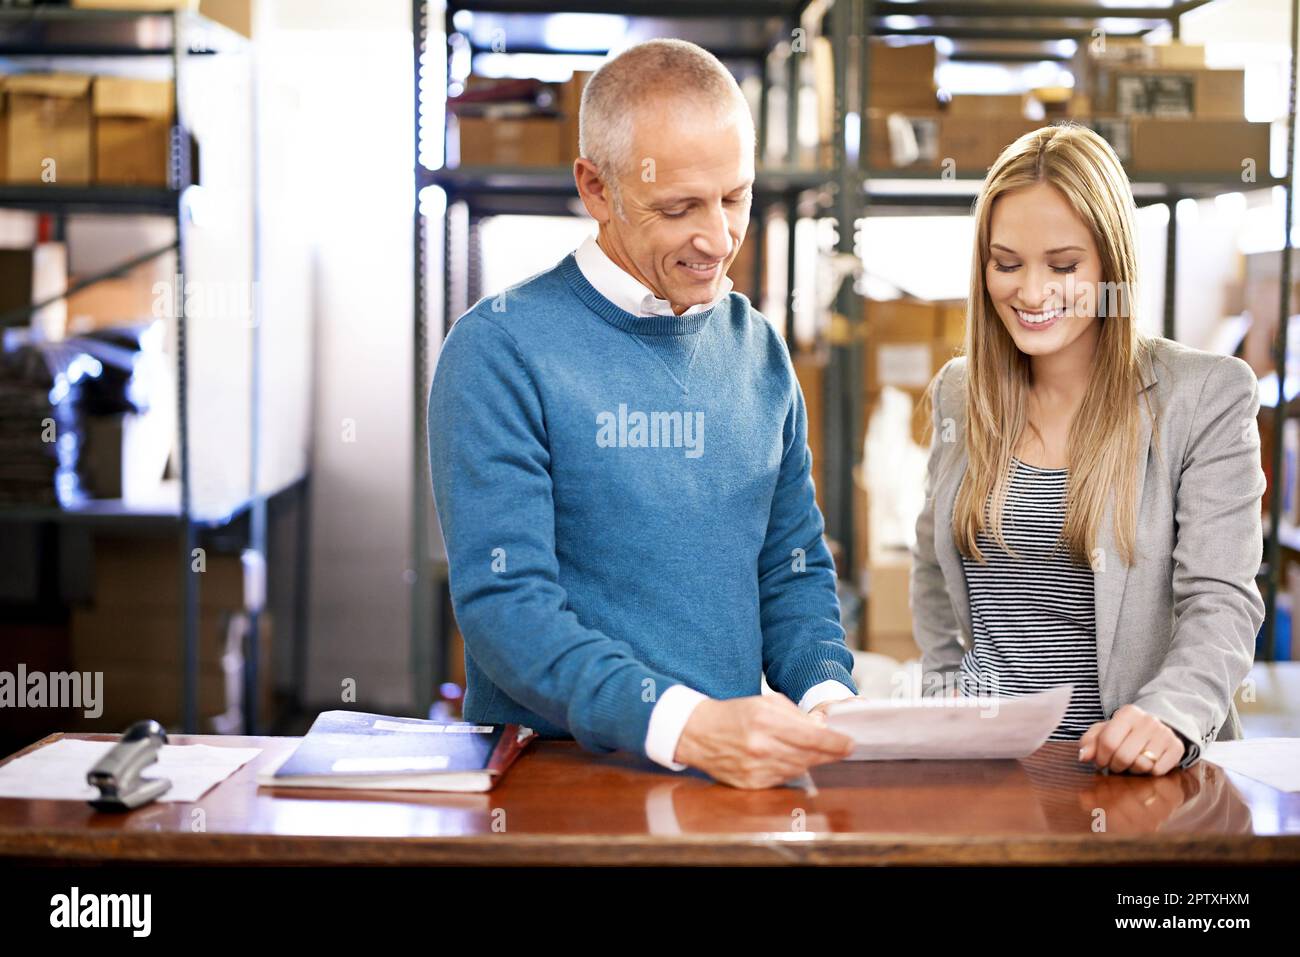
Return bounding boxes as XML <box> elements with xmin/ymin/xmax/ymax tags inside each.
<box><xmin>429</xmin><ymin>38</ymin><xmax>857</xmax><ymax>789</ymax></box>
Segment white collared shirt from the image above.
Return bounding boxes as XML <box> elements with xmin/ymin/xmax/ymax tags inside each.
<box><xmin>574</xmin><ymin>232</ymin><xmax>733</xmax><ymax>318</ymax></box>
<box><xmin>572</xmin><ymin>232</ymin><xmax>856</xmax><ymax>772</ymax></box>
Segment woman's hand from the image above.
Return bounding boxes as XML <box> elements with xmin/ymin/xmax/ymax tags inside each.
<box><xmin>1077</xmin><ymin>704</ymin><xmax>1186</xmax><ymax>776</ymax></box>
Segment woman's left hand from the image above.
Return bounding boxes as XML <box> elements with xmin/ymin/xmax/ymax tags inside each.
<box><xmin>1077</xmin><ymin>704</ymin><xmax>1186</xmax><ymax>776</ymax></box>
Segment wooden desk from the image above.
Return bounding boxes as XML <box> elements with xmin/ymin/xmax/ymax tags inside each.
<box><xmin>1</xmin><ymin>732</ymin><xmax>1297</xmax><ymax>866</ymax></box>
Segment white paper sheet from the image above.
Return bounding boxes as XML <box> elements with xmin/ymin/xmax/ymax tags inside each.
<box><xmin>1203</xmin><ymin>738</ymin><xmax>1300</xmax><ymax>792</ymax></box>
<box><xmin>0</xmin><ymin>739</ymin><xmax>262</xmax><ymax>802</ymax></box>
<box><xmin>824</xmin><ymin>684</ymin><xmax>1073</xmax><ymax>760</ymax></box>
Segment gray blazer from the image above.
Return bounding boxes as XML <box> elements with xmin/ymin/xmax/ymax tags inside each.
<box><xmin>911</xmin><ymin>335</ymin><xmax>1266</xmax><ymax>767</ymax></box>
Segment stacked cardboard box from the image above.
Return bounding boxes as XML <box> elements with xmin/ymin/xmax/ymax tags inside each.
<box><xmin>452</xmin><ymin>71</ymin><xmax>592</xmax><ymax>167</ymax></box>
<box><xmin>870</xmin><ymin>40</ymin><xmax>939</xmax><ymax>112</ymax></box>
<box><xmin>69</xmin><ymin>535</ymin><xmax>273</xmax><ymax>731</ymax></box>
<box><xmin>866</xmin><ymin>40</ymin><xmax>943</xmax><ymax>171</ymax></box>
<box><xmin>557</xmin><ymin>71</ymin><xmax>592</xmax><ymax>165</ymax></box>
<box><xmin>794</xmin><ymin>350</ymin><xmax>826</xmax><ymax>516</ymax></box>
<box><xmin>726</xmin><ymin>225</ymin><xmax>762</xmax><ymax>301</ymax></box>
<box><xmin>5</xmin><ymin>74</ymin><xmax>94</xmax><ymax>184</ymax></box>
<box><xmin>93</xmin><ymin>77</ymin><xmax>173</xmax><ymax>186</ymax></box>
<box><xmin>867</xmin><ymin>109</ymin><xmax>941</xmax><ymax>170</ymax></box>
<box><xmin>0</xmin><ymin>73</ymin><xmax>174</xmax><ymax>185</ymax></box>
<box><xmin>860</xmin><ymin>546</ymin><xmax>919</xmax><ymax>662</ymax></box>
<box><xmin>0</xmin><ymin>77</ymin><xmax>7</xmax><ymax>182</ymax></box>
<box><xmin>1076</xmin><ymin>41</ymin><xmax>1270</xmax><ymax>174</ymax></box>
<box><xmin>862</xmin><ymin>297</ymin><xmax>966</xmax><ymax>448</ymax></box>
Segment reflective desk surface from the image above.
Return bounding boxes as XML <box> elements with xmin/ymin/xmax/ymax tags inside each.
<box><xmin>1</xmin><ymin>733</ymin><xmax>1297</xmax><ymax>865</ymax></box>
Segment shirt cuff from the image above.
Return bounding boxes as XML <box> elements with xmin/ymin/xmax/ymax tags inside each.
<box><xmin>645</xmin><ymin>684</ymin><xmax>709</xmax><ymax>771</ymax></box>
<box><xmin>798</xmin><ymin>680</ymin><xmax>857</xmax><ymax>713</ymax></box>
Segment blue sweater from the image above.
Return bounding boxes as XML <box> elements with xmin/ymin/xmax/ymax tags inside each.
<box><xmin>427</xmin><ymin>251</ymin><xmax>856</xmax><ymax>759</ymax></box>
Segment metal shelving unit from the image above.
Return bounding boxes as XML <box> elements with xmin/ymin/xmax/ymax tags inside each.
<box><xmin>412</xmin><ymin>0</ymin><xmax>1299</xmax><ymax>697</ymax></box>
<box><xmin>0</xmin><ymin>6</ymin><xmax>311</xmax><ymax>734</ymax></box>
<box><xmin>855</xmin><ymin>0</ymin><xmax>1297</xmax><ymax>661</ymax></box>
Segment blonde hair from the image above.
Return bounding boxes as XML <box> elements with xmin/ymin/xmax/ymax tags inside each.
<box><xmin>925</xmin><ymin>122</ymin><xmax>1161</xmax><ymax>569</ymax></box>
<box><xmin>578</xmin><ymin>38</ymin><xmax>754</xmax><ymax>218</ymax></box>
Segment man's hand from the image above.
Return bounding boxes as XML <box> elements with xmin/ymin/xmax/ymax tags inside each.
<box><xmin>1077</xmin><ymin>704</ymin><xmax>1186</xmax><ymax>776</ymax></box>
<box><xmin>809</xmin><ymin>699</ymin><xmax>844</xmax><ymax>718</ymax></box>
<box><xmin>674</xmin><ymin>694</ymin><xmax>856</xmax><ymax>789</ymax></box>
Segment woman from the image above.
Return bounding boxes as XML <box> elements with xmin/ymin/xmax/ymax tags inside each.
<box><xmin>912</xmin><ymin>122</ymin><xmax>1265</xmax><ymax>777</ymax></box>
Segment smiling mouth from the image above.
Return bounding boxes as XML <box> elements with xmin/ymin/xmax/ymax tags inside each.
<box><xmin>679</xmin><ymin>259</ymin><xmax>722</xmax><ymax>275</ymax></box>
<box><xmin>1015</xmin><ymin>306</ymin><xmax>1066</xmax><ymax>325</ymax></box>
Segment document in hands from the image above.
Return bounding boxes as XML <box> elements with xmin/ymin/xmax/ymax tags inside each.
<box><xmin>823</xmin><ymin>685</ymin><xmax>1072</xmax><ymax>760</ymax></box>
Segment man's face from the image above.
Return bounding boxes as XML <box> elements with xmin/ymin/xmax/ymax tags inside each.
<box><xmin>599</xmin><ymin>99</ymin><xmax>754</xmax><ymax>315</ymax></box>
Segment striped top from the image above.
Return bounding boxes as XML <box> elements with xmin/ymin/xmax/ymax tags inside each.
<box><xmin>956</xmin><ymin>456</ymin><xmax>1104</xmax><ymax>740</ymax></box>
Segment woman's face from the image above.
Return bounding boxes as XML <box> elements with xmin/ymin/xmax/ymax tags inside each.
<box><xmin>984</xmin><ymin>181</ymin><xmax>1104</xmax><ymax>363</ymax></box>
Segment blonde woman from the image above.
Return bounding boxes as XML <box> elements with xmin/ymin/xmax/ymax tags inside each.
<box><xmin>912</xmin><ymin>122</ymin><xmax>1265</xmax><ymax>777</ymax></box>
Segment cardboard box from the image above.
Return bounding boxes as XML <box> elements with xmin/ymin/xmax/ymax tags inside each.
<box><xmin>69</xmin><ymin>615</ymin><xmax>273</xmax><ymax>731</ymax></box>
<box><xmin>935</xmin><ymin>299</ymin><xmax>966</xmax><ymax>341</ymax></box>
<box><xmin>946</xmin><ymin>94</ymin><xmax>1024</xmax><ymax>118</ymax></box>
<box><xmin>1089</xmin><ymin>37</ymin><xmax>1205</xmax><ymax>70</ymax></box>
<box><xmin>199</xmin><ymin>0</ymin><xmax>255</xmax><ymax>37</ymax></box>
<box><xmin>863</xmin><ymin>297</ymin><xmax>963</xmax><ymax>396</ymax></box>
<box><xmin>864</xmin><ymin>627</ymin><xmax>921</xmax><ymax>663</ymax></box>
<box><xmin>456</xmin><ymin>115</ymin><xmax>563</xmax><ymax>167</ymax></box>
<box><xmin>865</xmin><ymin>297</ymin><xmax>937</xmax><ymax>340</ymax></box>
<box><xmin>65</xmin><ymin>269</ymin><xmax>165</xmax><ymax>333</ymax></box>
<box><xmin>866</xmin><ymin>340</ymin><xmax>934</xmax><ymax>392</ymax></box>
<box><xmin>1082</xmin><ymin>115</ymin><xmax>1133</xmax><ymax>163</ymax></box>
<box><xmin>5</xmin><ymin>73</ymin><xmax>93</xmax><ymax>185</ymax></box>
<box><xmin>0</xmin><ymin>244</ymin><xmax>68</xmax><ymax>340</ymax></box>
<box><xmin>867</xmin><ymin>109</ymin><xmax>941</xmax><ymax>169</ymax></box>
<box><xmin>871</xmin><ymin>39</ymin><xmax>937</xmax><ymax>87</ymax></box>
<box><xmin>87</xmin><ymin>535</ymin><xmax>245</xmax><ymax>610</ymax></box>
<box><xmin>1028</xmin><ymin>86</ymin><xmax>1073</xmax><ymax>118</ymax></box>
<box><xmin>852</xmin><ymin>464</ymin><xmax>870</xmax><ymax>586</ymax></box>
<box><xmin>865</xmin><ymin>548</ymin><xmax>918</xmax><ymax>663</ymax></box>
<box><xmin>794</xmin><ymin>351</ymin><xmax>826</xmax><ymax>514</ymax></box>
<box><xmin>1094</xmin><ymin>67</ymin><xmax>1244</xmax><ymax>118</ymax></box>
<box><xmin>870</xmin><ymin>40</ymin><xmax>939</xmax><ymax>112</ymax></box>
<box><xmin>940</xmin><ymin>115</ymin><xmax>1039</xmax><ymax>173</ymax></box>
<box><xmin>557</xmin><ymin>70</ymin><xmax>593</xmax><ymax>164</ymax></box>
<box><xmin>0</xmin><ymin>77</ymin><xmax>8</xmax><ymax>182</ymax></box>
<box><xmin>93</xmin><ymin>76</ymin><xmax>173</xmax><ymax>186</ymax></box>
<box><xmin>69</xmin><ymin>533</ymin><xmax>270</xmax><ymax>731</ymax></box>
<box><xmin>871</xmin><ymin>84</ymin><xmax>940</xmax><ymax>113</ymax></box>
<box><xmin>1129</xmin><ymin>118</ymin><xmax>1271</xmax><ymax>173</ymax></box>
<box><xmin>727</xmin><ymin>225</ymin><xmax>762</xmax><ymax>300</ymax></box>
<box><xmin>72</xmin><ymin>607</ymin><xmax>254</xmax><ymax>671</ymax></box>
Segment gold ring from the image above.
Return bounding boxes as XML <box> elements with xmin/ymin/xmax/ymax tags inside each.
<box><xmin>1141</xmin><ymin>749</ymin><xmax>1159</xmax><ymax>762</ymax></box>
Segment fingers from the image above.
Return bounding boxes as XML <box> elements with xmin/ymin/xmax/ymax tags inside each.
<box><xmin>1079</xmin><ymin>707</ymin><xmax>1185</xmax><ymax>776</ymax></box>
<box><xmin>1076</xmin><ymin>721</ymin><xmax>1104</xmax><ymax>763</ymax></box>
<box><xmin>1152</xmin><ymin>740</ymin><xmax>1183</xmax><ymax>777</ymax></box>
<box><xmin>1107</xmin><ymin>722</ymin><xmax>1149</xmax><ymax>773</ymax></box>
<box><xmin>763</xmin><ymin>706</ymin><xmax>856</xmax><ymax>758</ymax></box>
<box><xmin>1091</xmin><ymin>709</ymin><xmax>1143</xmax><ymax>770</ymax></box>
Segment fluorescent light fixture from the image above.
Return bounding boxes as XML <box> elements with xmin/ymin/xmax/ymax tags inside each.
<box><xmin>541</xmin><ymin>13</ymin><xmax>627</xmax><ymax>52</ymax></box>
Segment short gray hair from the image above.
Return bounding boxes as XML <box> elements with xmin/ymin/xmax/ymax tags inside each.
<box><xmin>579</xmin><ymin>39</ymin><xmax>754</xmax><ymax>218</ymax></box>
